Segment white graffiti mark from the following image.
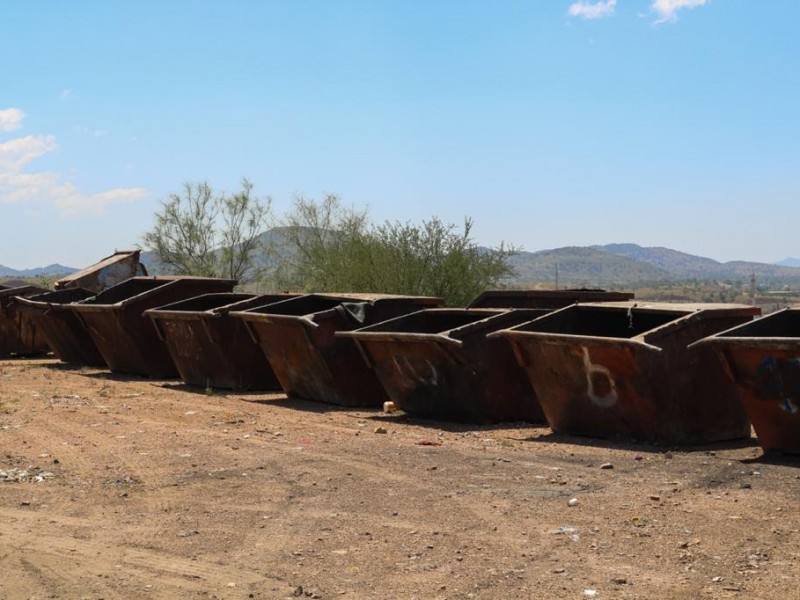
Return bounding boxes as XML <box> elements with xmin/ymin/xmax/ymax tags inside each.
<box><xmin>582</xmin><ymin>347</ymin><xmax>618</xmax><ymax>408</ymax></box>
<box><xmin>392</xmin><ymin>355</ymin><xmax>439</xmax><ymax>386</ymax></box>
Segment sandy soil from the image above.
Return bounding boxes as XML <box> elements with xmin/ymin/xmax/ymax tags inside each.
<box><xmin>1</xmin><ymin>358</ymin><xmax>799</xmax><ymax>599</ymax></box>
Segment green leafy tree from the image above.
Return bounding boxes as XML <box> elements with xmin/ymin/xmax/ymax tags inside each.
<box><xmin>142</xmin><ymin>179</ymin><xmax>271</xmax><ymax>282</ymax></box>
<box><xmin>275</xmin><ymin>196</ymin><xmax>516</xmax><ymax>306</ymax></box>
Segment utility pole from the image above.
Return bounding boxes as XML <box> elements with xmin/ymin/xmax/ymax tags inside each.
<box><xmin>750</xmin><ymin>271</ymin><xmax>756</xmax><ymax>306</ymax></box>
<box><xmin>555</xmin><ymin>262</ymin><xmax>559</xmax><ymax>290</ymax></box>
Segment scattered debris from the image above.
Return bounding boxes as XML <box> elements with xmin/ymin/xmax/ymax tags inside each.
<box><xmin>0</xmin><ymin>467</ymin><xmax>55</xmax><ymax>483</ymax></box>
<box><xmin>374</xmin><ymin>426</ymin><xmax>387</xmax><ymax>434</ymax></box>
<box><xmin>417</xmin><ymin>439</ymin><xmax>442</xmax><ymax>446</ymax></box>
<box><xmin>568</xmin><ymin>497</ymin><xmax>579</xmax><ymax>507</ymax></box>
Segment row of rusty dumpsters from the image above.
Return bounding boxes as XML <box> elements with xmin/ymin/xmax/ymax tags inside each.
<box><xmin>1</xmin><ymin>250</ymin><xmax>798</xmax><ymax>456</ymax></box>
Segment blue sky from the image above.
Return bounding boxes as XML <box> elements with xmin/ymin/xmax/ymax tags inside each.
<box><xmin>1</xmin><ymin>0</ymin><xmax>798</xmax><ymax>268</ymax></box>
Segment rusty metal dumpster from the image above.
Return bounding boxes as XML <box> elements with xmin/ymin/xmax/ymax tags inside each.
<box><xmin>12</xmin><ymin>287</ymin><xmax>106</xmax><ymax>366</ymax></box>
<box><xmin>468</xmin><ymin>289</ymin><xmax>634</xmax><ymax>309</ymax></box>
<box><xmin>68</xmin><ymin>277</ymin><xmax>236</xmax><ymax>377</ymax></box>
<box><xmin>496</xmin><ymin>302</ymin><xmax>760</xmax><ymax>445</ymax></box>
<box><xmin>146</xmin><ymin>293</ymin><xmax>298</xmax><ymax>390</ymax></box>
<box><xmin>698</xmin><ymin>309</ymin><xmax>800</xmax><ymax>453</ymax></box>
<box><xmin>0</xmin><ymin>284</ymin><xmax>51</xmax><ymax>357</ymax></box>
<box><xmin>54</xmin><ymin>249</ymin><xmax>147</xmax><ymax>293</ymax></box>
<box><xmin>341</xmin><ymin>308</ymin><xmax>551</xmax><ymax>423</ymax></box>
<box><xmin>232</xmin><ymin>294</ymin><xmax>442</xmax><ymax>406</ymax></box>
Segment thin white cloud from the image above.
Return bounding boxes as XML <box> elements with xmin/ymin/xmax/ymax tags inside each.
<box><xmin>0</xmin><ymin>108</ymin><xmax>25</xmax><ymax>132</ymax></box>
<box><xmin>93</xmin><ymin>129</ymin><xmax>109</xmax><ymax>138</ymax></box>
<box><xmin>60</xmin><ymin>89</ymin><xmax>72</xmax><ymax>99</ymax></box>
<box><xmin>652</xmin><ymin>0</ymin><xmax>709</xmax><ymax>23</ymax></box>
<box><xmin>0</xmin><ymin>108</ymin><xmax>147</xmax><ymax>216</ymax></box>
<box><xmin>0</xmin><ymin>135</ymin><xmax>57</xmax><ymax>171</ymax></box>
<box><xmin>568</xmin><ymin>0</ymin><xmax>617</xmax><ymax>19</ymax></box>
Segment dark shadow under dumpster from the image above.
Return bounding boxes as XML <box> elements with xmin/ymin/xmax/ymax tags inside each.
<box><xmin>698</xmin><ymin>309</ymin><xmax>800</xmax><ymax>454</ymax></box>
<box><xmin>13</xmin><ymin>287</ymin><xmax>105</xmax><ymax>366</ymax></box>
<box><xmin>341</xmin><ymin>308</ymin><xmax>550</xmax><ymax>423</ymax></box>
<box><xmin>232</xmin><ymin>294</ymin><xmax>442</xmax><ymax>407</ymax></box>
<box><xmin>68</xmin><ymin>277</ymin><xmax>236</xmax><ymax>378</ymax></box>
<box><xmin>146</xmin><ymin>292</ymin><xmax>298</xmax><ymax>390</ymax></box>
<box><xmin>495</xmin><ymin>302</ymin><xmax>761</xmax><ymax>445</ymax></box>
<box><xmin>0</xmin><ymin>284</ymin><xmax>50</xmax><ymax>357</ymax></box>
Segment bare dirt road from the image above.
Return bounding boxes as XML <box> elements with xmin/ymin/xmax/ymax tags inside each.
<box><xmin>1</xmin><ymin>358</ymin><xmax>799</xmax><ymax>599</ymax></box>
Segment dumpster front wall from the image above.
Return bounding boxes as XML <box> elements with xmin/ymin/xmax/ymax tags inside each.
<box><xmin>158</xmin><ymin>315</ymin><xmax>280</xmax><ymax>390</ymax></box>
<box><xmin>250</xmin><ymin>317</ymin><xmax>342</xmax><ymax>403</ymax></box>
<box><xmin>718</xmin><ymin>345</ymin><xmax>800</xmax><ymax>453</ymax></box>
<box><xmin>509</xmin><ymin>312</ymin><xmax>753</xmax><ymax>444</ymax></box>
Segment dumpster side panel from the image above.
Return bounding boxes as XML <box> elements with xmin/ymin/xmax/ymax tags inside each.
<box><xmin>718</xmin><ymin>345</ymin><xmax>800</xmax><ymax>453</ymax></box>
<box><xmin>0</xmin><ymin>291</ymin><xmax>50</xmax><ymax>357</ymax></box>
<box><xmin>32</xmin><ymin>310</ymin><xmax>106</xmax><ymax>366</ymax></box>
<box><xmin>314</xmin><ymin>313</ymin><xmax>391</xmax><ymax>407</ymax></box>
<box><xmin>205</xmin><ymin>317</ymin><xmax>282</xmax><ymax>390</ymax></box>
<box><xmin>472</xmin><ymin>334</ymin><xmax>545</xmax><ymax>423</ymax></box>
<box><xmin>651</xmin><ymin>315</ymin><xmax>752</xmax><ymax>444</ymax></box>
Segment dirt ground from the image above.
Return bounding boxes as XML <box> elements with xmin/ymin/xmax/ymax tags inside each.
<box><xmin>1</xmin><ymin>358</ymin><xmax>799</xmax><ymax>600</ymax></box>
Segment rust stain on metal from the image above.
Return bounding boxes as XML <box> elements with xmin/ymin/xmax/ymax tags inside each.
<box><xmin>146</xmin><ymin>292</ymin><xmax>298</xmax><ymax>390</ymax></box>
<box><xmin>232</xmin><ymin>294</ymin><xmax>442</xmax><ymax>406</ymax></box>
<box><xmin>497</xmin><ymin>302</ymin><xmax>760</xmax><ymax>445</ymax></box>
<box><xmin>699</xmin><ymin>308</ymin><xmax>800</xmax><ymax>454</ymax></box>
<box><xmin>342</xmin><ymin>308</ymin><xmax>550</xmax><ymax>423</ymax></box>
<box><xmin>68</xmin><ymin>277</ymin><xmax>236</xmax><ymax>378</ymax></box>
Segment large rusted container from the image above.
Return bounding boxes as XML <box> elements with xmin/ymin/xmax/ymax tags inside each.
<box><xmin>54</xmin><ymin>249</ymin><xmax>147</xmax><ymax>293</ymax></box>
<box><xmin>341</xmin><ymin>308</ymin><xmax>549</xmax><ymax>423</ymax></box>
<box><xmin>0</xmin><ymin>284</ymin><xmax>50</xmax><ymax>357</ymax></box>
<box><xmin>468</xmin><ymin>289</ymin><xmax>634</xmax><ymax>309</ymax></box>
<box><xmin>146</xmin><ymin>293</ymin><xmax>298</xmax><ymax>390</ymax></box>
<box><xmin>698</xmin><ymin>309</ymin><xmax>800</xmax><ymax>454</ymax></box>
<box><xmin>496</xmin><ymin>302</ymin><xmax>760</xmax><ymax>445</ymax></box>
<box><xmin>232</xmin><ymin>294</ymin><xmax>442</xmax><ymax>406</ymax></box>
<box><xmin>13</xmin><ymin>288</ymin><xmax>105</xmax><ymax>366</ymax></box>
<box><xmin>68</xmin><ymin>277</ymin><xmax>236</xmax><ymax>377</ymax></box>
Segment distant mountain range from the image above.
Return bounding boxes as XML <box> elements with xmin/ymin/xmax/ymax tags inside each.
<box><xmin>0</xmin><ymin>263</ymin><xmax>78</xmax><ymax>278</ymax></box>
<box><xmin>5</xmin><ymin>238</ymin><xmax>800</xmax><ymax>288</ymax></box>
<box><xmin>508</xmin><ymin>244</ymin><xmax>800</xmax><ymax>287</ymax></box>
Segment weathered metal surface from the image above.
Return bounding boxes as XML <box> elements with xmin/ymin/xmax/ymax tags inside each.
<box><xmin>496</xmin><ymin>302</ymin><xmax>760</xmax><ymax>445</ymax></box>
<box><xmin>467</xmin><ymin>289</ymin><xmax>634</xmax><ymax>309</ymax></box>
<box><xmin>12</xmin><ymin>288</ymin><xmax>106</xmax><ymax>366</ymax></box>
<box><xmin>232</xmin><ymin>294</ymin><xmax>442</xmax><ymax>406</ymax></box>
<box><xmin>341</xmin><ymin>308</ymin><xmax>550</xmax><ymax>423</ymax></box>
<box><xmin>68</xmin><ymin>277</ymin><xmax>236</xmax><ymax>378</ymax></box>
<box><xmin>698</xmin><ymin>309</ymin><xmax>800</xmax><ymax>453</ymax></box>
<box><xmin>54</xmin><ymin>249</ymin><xmax>147</xmax><ymax>293</ymax></box>
<box><xmin>0</xmin><ymin>285</ymin><xmax>51</xmax><ymax>357</ymax></box>
<box><xmin>146</xmin><ymin>292</ymin><xmax>298</xmax><ymax>390</ymax></box>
